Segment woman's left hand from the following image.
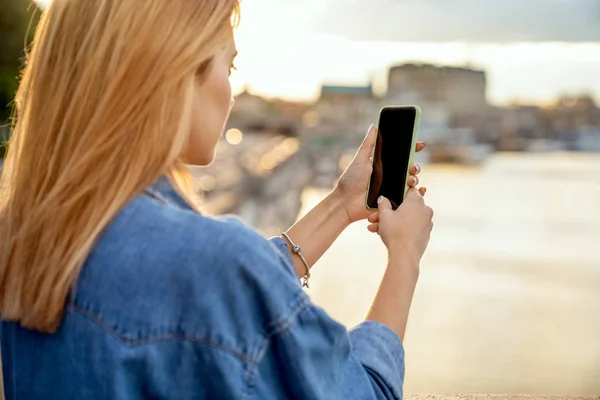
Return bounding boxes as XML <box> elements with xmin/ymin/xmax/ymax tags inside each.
<box><xmin>333</xmin><ymin>124</ymin><xmax>426</xmax><ymax>224</ymax></box>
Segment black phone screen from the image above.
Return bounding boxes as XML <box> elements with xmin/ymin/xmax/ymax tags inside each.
<box><xmin>366</xmin><ymin>107</ymin><xmax>417</xmax><ymax>209</ymax></box>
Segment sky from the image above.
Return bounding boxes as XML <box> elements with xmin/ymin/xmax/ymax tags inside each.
<box><xmin>314</xmin><ymin>0</ymin><xmax>600</xmax><ymax>42</ymax></box>
<box><xmin>35</xmin><ymin>0</ymin><xmax>600</xmax><ymax>105</ymax></box>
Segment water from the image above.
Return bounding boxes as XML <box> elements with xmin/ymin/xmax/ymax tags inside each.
<box><xmin>298</xmin><ymin>152</ymin><xmax>600</xmax><ymax>395</ymax></box>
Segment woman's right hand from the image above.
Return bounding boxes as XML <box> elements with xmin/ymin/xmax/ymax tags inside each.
<box><xmin>371</xmin><ymin>189</ymin><xmax>434</xmax><ymax>265</ymax></box>
<box><xmin>364</xmin><ymin>188</ymin><xmax>434</xmax><ymax>340</ymax></box>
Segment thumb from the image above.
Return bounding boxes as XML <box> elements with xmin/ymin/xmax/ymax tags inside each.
<box><xmin>358</xmin><ymin>124</ymin><xmax>378</xmax><ymax>158</ymax></box>
<box><xmin>377</xmin><ymin>195</ymin><xmax>392</xmax><ymax>211</ymax></box>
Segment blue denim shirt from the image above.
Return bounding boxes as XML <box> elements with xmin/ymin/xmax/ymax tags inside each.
<box><xmin>1</xmin><ymin>177</ymin><xmax>405</xmax><ymax>399</ymax></box>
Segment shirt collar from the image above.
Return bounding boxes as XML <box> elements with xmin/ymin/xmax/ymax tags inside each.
<box><xmin>144</xmin><ymin>176</ymin><xmax>195</xmax><ymax>211</ymax></box>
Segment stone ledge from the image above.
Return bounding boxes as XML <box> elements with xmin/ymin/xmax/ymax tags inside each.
<box><xmin>407</xmin><ymin>396</ymin><xmax>599</xmax><ymax>400</ymax></box>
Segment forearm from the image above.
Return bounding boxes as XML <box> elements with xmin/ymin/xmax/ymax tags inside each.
<box><xmin>283</xmin><ymin>191</ymin><xmax>350</xmax><ymax>279</ymax></box>
<box><xmin>366</xmin><ymin>251</ymin><xmax>419</xmax><ymax>341</ymax></box>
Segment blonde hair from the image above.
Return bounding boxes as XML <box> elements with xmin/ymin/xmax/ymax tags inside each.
<box><xmin>0</xmin><ymin>0</ymin><xmax>240</xmax><ymax>333</ymax></box>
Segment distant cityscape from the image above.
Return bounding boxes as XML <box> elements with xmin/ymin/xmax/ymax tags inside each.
<box><xmin>199</xmin><ymin>62</ymin><xmax>600</xmax><ymax>233</ymax></box>
<box><xmin>228</xmin><ymin>62</ymin><xmax>600</xmax><ymax>161</ymax></box>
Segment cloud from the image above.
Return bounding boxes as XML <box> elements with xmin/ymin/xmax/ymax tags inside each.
<box><xmin>312</xmin><ymin>0</ymin><xmax>600</xmax><ymax>42</ymax></box>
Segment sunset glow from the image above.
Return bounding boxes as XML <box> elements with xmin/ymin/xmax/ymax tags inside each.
<box><xmin>35</xmin><ymin>0</ymin><xmax>600</xmax><ymax>105</ymax></box>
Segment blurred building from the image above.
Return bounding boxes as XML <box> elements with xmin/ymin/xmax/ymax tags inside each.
<box><xmin>557</xmin><ymin>95</ymin><xmax>600</xmax><ymax>127</ymax></box>
<box><xmin>308</xmin><ymin>84</ymin><xmax>380</xmax><ymax>139</ymax></box>
<box><xmin>491</xmin><ymin>96</ymin><xmax>600</xmax><ymax>152</ymax></box>
<box><xmin>545</xmin><ymin>95</ymin><xmax>600</xmax><ymax>151</ymax></box>
<box><xmin>227</xmin><ymin>89</ymin><xmax>270</xmax><ymax>131</ymax></box>
<box><xmin>545</xmin><ymin>95</ymin><xmax>600</xmax><ymax>135</ymax></box>
<box><xmin>384</xmin><ymin>64</ymin><xmax>494</xmax><ymax>163</ymax></box>
<box><xmin>387</xmin><ymin>64</ymin><xmax>488</xmax><ymax>117</ymax></box>
<box><xmin>297</xmin><ymin>84</ymin><xmax>380</xmax><ymax>186</ymax></box>
<box><xmin>504</xmin><ymin>105</ymin><xmax>547</xmax><ymax>140</ymax></box>
<box><xmin>495</xmin><ymin>105</ymin><xmax>562</xmax><ymax>151</ymax></box>
<box><xmin>271</xmin><ymin>99</ymin><xmax>308</xmax><ymax>124</ymax></box>
<box><xmin>226</xmin><ymin>89</ymin><xmax>303</xmax><ymax>136</ymax></box>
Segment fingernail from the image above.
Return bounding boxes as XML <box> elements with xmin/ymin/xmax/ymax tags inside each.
<box><xmin>377</xmin><ymin>196</ymin><xmax>384</xmax><ymax>204</ymax></box>
<box><xmin>368</xmin><ymin>124</ymin><xmax>376</xmax><ymax>134</ymax></box>
<box><xmin>415</xmin><ymin>164</ymin><xmax>421</xmax><ymax>174</ymax></box>
<box><xmin>412</xmin><ymin>176</ymin><xmax>418</xmax><ymax>185</ymax></box>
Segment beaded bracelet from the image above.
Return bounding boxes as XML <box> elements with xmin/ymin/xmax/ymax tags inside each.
<box><xmin>282</xmin><ymin>232</ymin><xmax>311</xmax><ymax>288</ymax></box>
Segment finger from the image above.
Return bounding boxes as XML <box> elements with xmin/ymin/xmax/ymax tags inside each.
<box><xmin>368</xmin><ymin>211</ymin><xmax>380</xmax><ymax>223</ymax></box>
<box><xmin>377</xmin><ymin>195</ymin><xmax>392</xmax><ymax>211</ymax></box>
<box><xmin>416</xmin><ymin>142</ymin><xmax>426</xmax><ymax>152</ymax></box>
<box><xmin>407</xmin><ymin>175</ymin><xmax>419</xmax><ymax>187</ymax></box>
<box><xmin>358</xmin><ymin>124</ymin><xmax>378</xmax><ymax>159</ymax></box>
<box><xmin>367</xmin><ymin>223</ymin><xmax>379</xmax><ymax>233</ymax></box>
<box><xmin>405</xmin><ymin>186</ymin><xmax>423</xmax><ymax>200</ymax></box>
<box><xmin>419</xmin><ymin>187</ymin><xmax>427</xmax><ymax>197</ymax></box>
<box><xmin>409</xmin><ymin>162</ymin><xmax>421</xmax><ymax>176</ymax></box>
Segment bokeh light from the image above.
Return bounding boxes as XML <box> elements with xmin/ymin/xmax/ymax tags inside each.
<box><xmin>225</xmin><ymin>128</ymin><xmax>243</xmax><ymax>145</ymax></box>
<box><xmin>338</xmin><ymin>154</ymin><xmax>353</xmax><ymax>172</ymax></box>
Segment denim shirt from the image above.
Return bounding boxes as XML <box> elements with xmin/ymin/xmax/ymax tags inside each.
<box><xmin>1</xmin><ymin>177</ymin><xmax>405</xmax><ymax>399</ymax></box>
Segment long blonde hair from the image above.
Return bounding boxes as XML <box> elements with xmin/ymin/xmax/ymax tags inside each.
<box><xmin>0</xmin><ymin>0</ymin><xmax>240</xmax><ymax>333</ymax></box>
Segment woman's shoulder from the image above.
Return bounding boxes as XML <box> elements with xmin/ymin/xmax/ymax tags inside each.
<box><xmin>93</xmin><ymin>188</ymin><xmax>275</xmax><ymax>269</ymax></box>
<box><xmin>71</xmin><ymin>190</ymin><xmax>306</xmax><ymax>357</ymax></box>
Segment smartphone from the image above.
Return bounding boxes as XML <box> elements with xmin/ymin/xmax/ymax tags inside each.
<box><xmin>366</xmin><ymin>106</ymin><xmax>421</xmax><ymax>210</ymax></box>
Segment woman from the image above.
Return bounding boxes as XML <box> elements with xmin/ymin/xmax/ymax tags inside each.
<box><xmin>0</xmin><ymin>0</ymin><xmax>433</xmax><ymax>399</ymax></box>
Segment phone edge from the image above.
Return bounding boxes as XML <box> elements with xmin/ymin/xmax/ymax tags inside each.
<box><xmin>365</xmin><ymin>105</ymin><xmax>422</xmax><ymax>210</ymax></box>
<box><xmin>405</xmin><ymin>106</ymin><xmax>422</xmax><ymax>198</ymax></box>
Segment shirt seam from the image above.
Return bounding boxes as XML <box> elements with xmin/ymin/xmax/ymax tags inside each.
<box><xmin>362</xmin><ymin>365</ymin><xmax>402</xmax><ymax>400</ymax></box>
<box><xmin>68</xmin><ymin>304</ymin><xmax>255</xmax><ymax>363</ymax></box>
<box><xmin>243</xmin><ymin>292</ymin><xmax>312</xmax><ymax>400</ymax></box>
<box><xmin>264</xmin><ymin>291</ymin><xmax>311</xmax><ymax>338</ymax></box>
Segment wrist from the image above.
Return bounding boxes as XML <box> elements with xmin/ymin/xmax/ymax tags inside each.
<box><xmin>325</xmin><ymin>190</ymin><xmax>352</xmax><ymax>228</ymax></box>
<box><xmin>387</xmin><ymin>246</ymin><xmax>421</xmax><ymax>278</ymax></box>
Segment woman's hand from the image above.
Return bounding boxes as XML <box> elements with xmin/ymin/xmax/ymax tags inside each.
<box><xmin>367</xmin><ymin>186</ymin><xmax>428</xmax><ymax>233</ymax></box>
<box><xmin>365</xmin><ymin>189</ymin><xmax>434</xmax><ymax>341</ymax></box>
<box><xmin>332</xmin><ymin>124</ymin><xmax>426</xmax><ymax>224</ymax></box>
<box><xmin>375</xmin><ymin>189</ymin><xmax>434</xmax><ymax>264</ymax></box>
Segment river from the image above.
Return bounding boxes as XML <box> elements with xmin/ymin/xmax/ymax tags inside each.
<box><xmin>298</xmin><ymin>152</ymin><xmax>600</xmax><ymax>395</ymax></box>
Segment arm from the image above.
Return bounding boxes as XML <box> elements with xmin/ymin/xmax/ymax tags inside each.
<box><xmin>367</xmin><ymin>192</ymin><xmax>433</xmax><ymax>341</ymax></box>
<box><xmin>366</xmin><ymin>250</ymin><xmax>419</xmax><ymax>341</ymax></box>
<box><xmin>276</xmin><ymin>125</ymin><xmax>379</xmax><ymax>279</ymax></box>
<box><xmin>254</xmin><ymin>298</ymin><xmax>406</xmax><ymax>400</ymax></box>
<box><xmin>280</xmin><ymin>125</ymin><xmax>425</xmax><ymax>280</ymax></box>
<box><xmin>282</xmin><ymin>191</ymin><xmax>349</xmax><ymax>279</ymax></box>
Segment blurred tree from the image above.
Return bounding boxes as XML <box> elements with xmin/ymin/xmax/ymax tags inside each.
<box><xmin>0</xmin><ymin>0</ymin><xmax>40</xmax><ymax>158</ymax></box>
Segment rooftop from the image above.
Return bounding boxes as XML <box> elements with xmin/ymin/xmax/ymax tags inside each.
<box><xmin>390</xmin><ymin>63</ymin><xmax>485</xmax><ymax>74</ymax></box>
<box><xmin>321</xmin><ymin>84</ymin><xmax>373</xmax><ymax>96</ymax></box>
